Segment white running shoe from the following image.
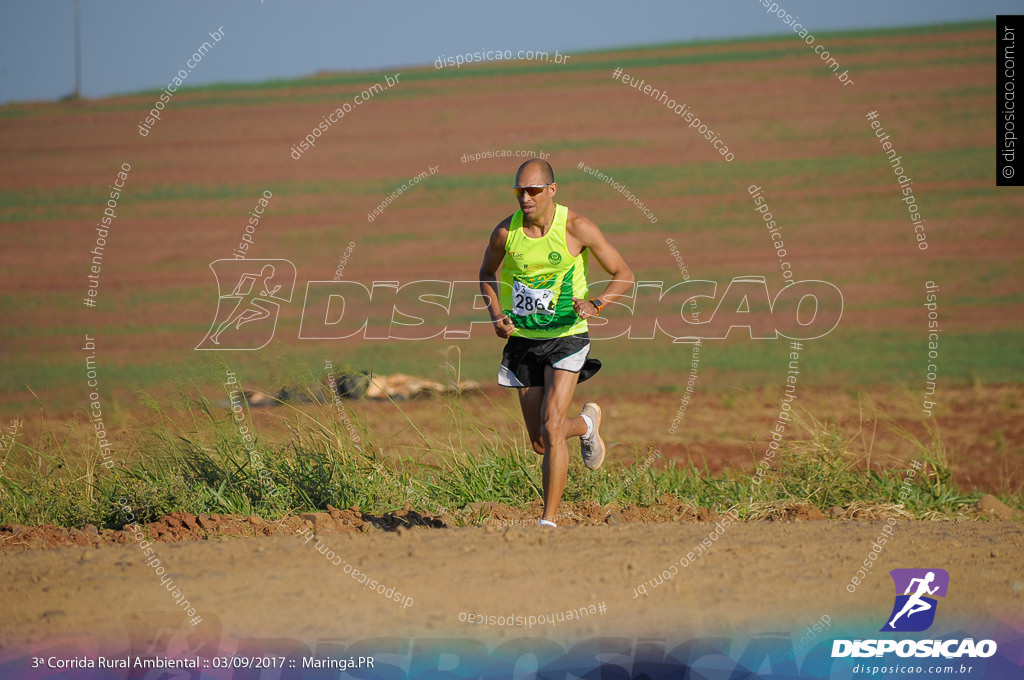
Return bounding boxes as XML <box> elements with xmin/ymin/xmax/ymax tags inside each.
<box><xmin>580</xmin><ymin>402</ymin><xmax>605</xmax><ymax>470</ymax></box>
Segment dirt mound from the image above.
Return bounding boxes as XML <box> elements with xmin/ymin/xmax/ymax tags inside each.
<box><xmin>3</xmin><ymin>490</ymin><xmax>1012</xmax><ymax>551</ymax></box>
<box><xmin>0</xmin><ymin>497</ymin><xmax>819</xmax><ymax>550</ymax></box>
<box><xmin>0</xmin><ymin>504</ymin><xmax>447</xmax><ymax>551</ymax></box>
<box><xmin>441</xmin><ymin>496</ymin><xmax>726</xmax><ymax>529</ymax></box>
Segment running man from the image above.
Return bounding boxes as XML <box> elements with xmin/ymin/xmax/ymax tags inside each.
<box><xmin>479</xmin><ymin>159</ymin><xmax>635</xmax><ymax>527</ymax></box>
<box><xmin>210</xmin><ymin>264</ymin><xmax>282</xmax><ymax>345</ymax></box>
<box><xmin>888</xmin><ymin>571</ymin><xmax>939</xmax><ymax>628</ymax></box>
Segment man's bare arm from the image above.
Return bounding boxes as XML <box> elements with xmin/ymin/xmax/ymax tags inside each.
<box><xmin>478</xmin><ymin>221</ymin><xmax>515</xmax><ymax>338</ymax></box>
<box><xmin>568</xmin><ymin>215</ymin><xmax>635</xmax><ymax>316</ymax></box>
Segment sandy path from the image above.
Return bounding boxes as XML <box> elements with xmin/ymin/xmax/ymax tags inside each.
<box><xmin>2</xmin><ymin>521</ymin><xmax>1020</xmax><ymax>650</ymax></box>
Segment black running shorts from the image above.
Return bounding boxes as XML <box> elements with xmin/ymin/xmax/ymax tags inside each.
<box><xmin>497</xmin><ymin>332</ymin><xmax>602</xmax><ymax>388</ymax></box>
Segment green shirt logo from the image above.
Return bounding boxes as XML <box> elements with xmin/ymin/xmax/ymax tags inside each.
<box><xmin>548</xmin><ymin>251</ymin><xmax>562</xmax><ymax>265</ymax></box>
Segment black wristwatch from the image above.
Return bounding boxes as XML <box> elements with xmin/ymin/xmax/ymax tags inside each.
<box><xmin>589</xmin><ymin>299</ymin><xmax>604</xmax><ymax>316</ymax></box>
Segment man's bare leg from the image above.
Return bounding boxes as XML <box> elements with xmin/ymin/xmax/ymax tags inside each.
<box><xmin>538</xmin><ymin>366</ymin><xmax>588</xmax><ymax>523</ymax></box>
<box><xmin>516</xmin><ymin>386</ymin><xmax>546</xmax><ymax>454</ymax></box>
<box><xmin>515</xmin><ymin>370</ymin><xmax>589</xmax><ymax>523</ymax></box>
<box><xmin>517</xmin><ymin>383</ymin><xmax>588</xmax><ymax>456</ymax></box>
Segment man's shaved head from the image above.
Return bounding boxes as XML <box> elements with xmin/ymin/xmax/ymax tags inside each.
<box><xmin>516</xmin><ymin>159</ymin><xmax>555</xmax><ymax>185</ymax></box>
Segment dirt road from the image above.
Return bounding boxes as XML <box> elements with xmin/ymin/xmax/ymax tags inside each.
<box><xmin>2</xmin><ymin>520</ymin><xmax>1020</xmax><ymax>650</ymax></box>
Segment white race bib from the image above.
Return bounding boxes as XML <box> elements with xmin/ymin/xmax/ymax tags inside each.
<box><xmin>512</xmin><ymin>279</ymin><xmax>555</xmax><ymax>316</ymax></box>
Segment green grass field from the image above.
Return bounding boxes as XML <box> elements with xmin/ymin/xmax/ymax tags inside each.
<box><xmin>0</xmin><ymin>378</ymin><xmax>1004</xmax><ymax>529</ymax></box>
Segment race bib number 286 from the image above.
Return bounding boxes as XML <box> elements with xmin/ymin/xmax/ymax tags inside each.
<box><xmin>512</xmin><ymin>279</ymin><xmax>555</xmax><ymax>316</ymax></box>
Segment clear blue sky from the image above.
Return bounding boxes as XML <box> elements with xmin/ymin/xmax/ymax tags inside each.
<box><xmin>0</xmin><ymin>0</ymin><xmax>1014</xmax><ymax>105</ymax></box>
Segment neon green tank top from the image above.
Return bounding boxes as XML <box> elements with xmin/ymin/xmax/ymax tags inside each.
<box><xmin>500</xmin><ymin>203</ymin><xmax>589</xmax><ymax>339</ymax></box>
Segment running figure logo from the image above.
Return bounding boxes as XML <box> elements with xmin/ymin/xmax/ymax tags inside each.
<box><xmin>196</xmin><ymin>259</ymin><xmax>296</xmax><ymax>350</ymax></box>
<box><xmin>881</xmin><ymin>568</ymin><xmax>950</xmax><ymax>632</ymax></box>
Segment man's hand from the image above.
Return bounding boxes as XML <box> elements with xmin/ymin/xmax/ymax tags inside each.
<box><xmin>492</xmin><ymin>314</ymin><xmax>516</xmax><ymax>338</ymax></box>
<box><xmin>572</xmin><ymin>297</ymin><xmax>599</xmax><ymax>319</ymax></box>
